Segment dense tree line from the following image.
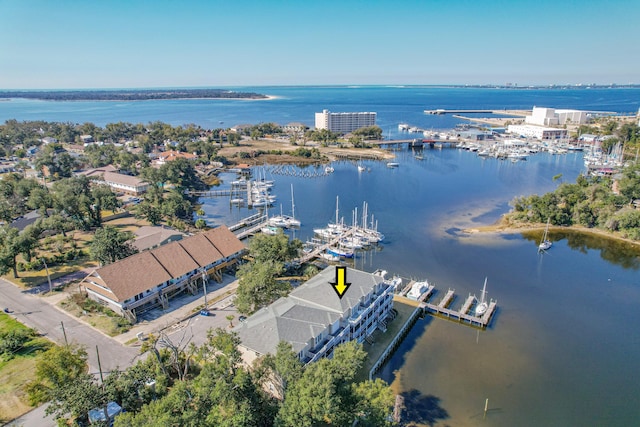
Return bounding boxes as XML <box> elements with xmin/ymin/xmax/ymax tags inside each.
<box><xmin>26</xmin><ymin>330</ymin><xmax>395</xmax><ymax>426</ymax></box>
<box><xmin>573</xmin><ymin>120</ymin><xmax>640</xmax><ymax>154</ymax></box>
<box><xmin>0</xmin><ymin>157</ymin><xmax>208</xmax><ymax>277</ymax></box>
<box><xmin>509</xmin><ymin>162</ymin><xmax>640</xmax><ymax>240</ymax></box>
<box><xmin>0</xmin><ymin>119</ymin><xmax>230</xmax><ymax>160</ymax></box>
<box><xmin>0</xmin><ymin>89</ymin><xmax>267</xmax><ymax>101</ymax></box>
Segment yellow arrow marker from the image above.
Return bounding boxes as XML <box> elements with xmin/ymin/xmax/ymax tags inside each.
<box><xmin>330</xmin><ymin>266</ymin><xmax>351</xmax><ymax>299</ymax></box>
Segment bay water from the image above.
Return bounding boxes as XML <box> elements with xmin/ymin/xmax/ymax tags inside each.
<box><xmin>2</xmin><ymin>86</ymin><xmax>639</xmax><ymax>426</ymax></box>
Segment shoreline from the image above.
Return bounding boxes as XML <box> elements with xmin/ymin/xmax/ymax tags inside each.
<box><xmin>463</xmin><ymin>215</ymin><xmax>640</xmax><ymax>248</ymax></box>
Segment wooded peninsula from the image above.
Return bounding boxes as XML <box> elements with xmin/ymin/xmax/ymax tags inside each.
<box><xmin>0</xmin><ymin>89</ymin><xmax>267</xmax><ymax>101</ymax></box>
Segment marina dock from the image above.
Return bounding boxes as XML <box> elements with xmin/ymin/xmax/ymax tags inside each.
<box><xmin>396</xmin><ymin>286</ymin><xmax>497</xmax><ymax>329</ymax></box>
<box><xmin>425</xmin><ymin>109</ymin><xmax>494</xmax><ymax>115</ymax></box>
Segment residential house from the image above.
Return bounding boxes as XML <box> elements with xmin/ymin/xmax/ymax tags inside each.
<box><xmin>152</xmin><ymin>150</ymin><xmax>198</xmax><ymax>167</ymax></box>
<box><xmin>80</xmin><ymin>166</ymin><xmax>149</xmax><ymax>195</ymax></box>
<box><xmin>282</xmin><ymin>122</ymin><xmax>308</xmax><ymax>134</ymax></box>
<box><xmin>234</xmin><ymin>266</ymin><xmax>395</xmax><ymax>366</ymax></box>
<box><xmin>80</xmin><ymin>226</ymin><xmax>246</xmax><ymax>322</ymax></box>
<box><xmin>132</xmin><ymin>225</ymin><xmax>186</xmax><ymax>252</ymax></box>
<box><xmin>230</xmin><ymin>124</ymin><xmax>253</xmax><ymax>134</ymax></box>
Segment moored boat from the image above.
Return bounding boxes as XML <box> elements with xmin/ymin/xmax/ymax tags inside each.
<box><xmin>474</xmin><ymin>278</ymin><xmax>489</xmax><ymax>316</ymax></box>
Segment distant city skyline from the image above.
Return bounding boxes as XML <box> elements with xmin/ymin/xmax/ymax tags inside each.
<box><xmin>1</xmin><ymin>0</ymin><xmax>638</xmax><ymax>89</ymax></box>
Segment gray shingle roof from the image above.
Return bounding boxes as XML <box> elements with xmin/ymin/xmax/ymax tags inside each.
<box><xmin>235</xmin><ymin>267</ymin><xmax>384</xmax><ymax>356</ymax></box>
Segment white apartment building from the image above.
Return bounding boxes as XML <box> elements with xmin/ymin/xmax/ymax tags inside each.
<box><xmin>314</xmin><ymin>109</ymin><xmax>376</xmax><ymax>133</ymax></box>
<box><xmin>235</xmin><ymin>266</ymin><xmax>395</xmax><ymax>365</ymax></box>
<box><xmin>525</xmin><ymin>106</ymin><xmax>588</xmax><ymax>126</ymax></box>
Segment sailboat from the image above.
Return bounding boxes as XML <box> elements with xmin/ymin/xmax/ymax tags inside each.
<box><xmin>285</xmin><ymin>184</ymin><xmax>301</xmax><ymax>227</ymax></box>
<box><xmin>475</xmin><ymin>277</ymin><xmax>489</xmax><ymax>316</ymax></box>
<box><xmin>538</xmin><ymin>218</ymin><xmax>552</xmax><ymax>252</ymax></box>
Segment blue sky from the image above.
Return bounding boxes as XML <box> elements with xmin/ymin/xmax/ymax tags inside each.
<box><xmin>1</xmin><ymin>0</ymin><xmax>638</xmax><ymax>89</ymax></box>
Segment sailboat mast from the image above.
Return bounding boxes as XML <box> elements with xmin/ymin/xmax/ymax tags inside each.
<box><xmin>481</xmin><ymin>277</ymin><xmax>488</xmax><ymax>303</ymax></box>
<box><xmin>291</xmin><ymin>184</ymin><xmax>296</xmax><ymax>220</ymax></box>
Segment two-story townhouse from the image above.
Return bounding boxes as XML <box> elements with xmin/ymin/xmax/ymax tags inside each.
<box><xmin>80</xmin><ymin>226</ymin><xmax>246</xmax><ymax>322</ymax></box>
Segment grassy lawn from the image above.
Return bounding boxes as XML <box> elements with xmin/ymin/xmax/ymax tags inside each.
<box><xmin>0</xmin><ymin>312</ymin><xmax>53</xmax><ymax>424</ymax></box>
<box><xmin>358</xmin><ymin>299</ymin><xmax>420</xmax><ymax>382</ymax></box>
<box><xmin>1</xmin><ymin>214</ymin><xmax>150</xmax><ymax>290</ymax></box>
<box><xmin>58</xmin><ymin>292</ymin><xmax>132</xmax><ymax>337</ymax></box>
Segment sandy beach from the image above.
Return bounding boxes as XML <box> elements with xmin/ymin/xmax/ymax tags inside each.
<box><xmin>463</xmin><ymin>214</ymin><xmax>640</xmax><ymax>249</ymax></box>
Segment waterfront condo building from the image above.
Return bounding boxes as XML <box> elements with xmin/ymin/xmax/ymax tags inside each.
<box><xmin>234</xmin><ymin>266</ymin><xmax>395</xmax><ymax>366</ymax></box>
<box><xmin>314</xmin><ymin>109</ymin><xmax>377</xmax><ymax>133</ymax></box>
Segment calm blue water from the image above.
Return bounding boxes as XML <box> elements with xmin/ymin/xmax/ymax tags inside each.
<box><xmin>2</xmin><ymin>86</ymin><xmax>639</xmax><ymax>136</ymax></box>
<box><xmin>3</xmin><ymin>86</ymin><xmax>640</xmax><ymax>426</ymax></box>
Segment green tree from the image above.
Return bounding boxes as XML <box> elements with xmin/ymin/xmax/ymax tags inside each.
<box><xmin>26</xmin><ymin>344</ymin><xmax>89</xmax><ymax>406</ymax></box>
<box><xmin>276</xmin><ymin>341</ymin><xmax>390</xmax><ymax>426</ymax></box>
<box><xmin>135</xmin><ymin>201</ymin><xmax>162</xmax><ymax>225</ymax></box>
<box><xmin>51</xmin><ymin>176</ymin><xmax>94</xmax><ymax>229</ymax></box>
<box><xmin>0</xmin><ymin>327</ymin><xmax>36</xmax><ymax>358</ymax></box>
<box><xmin>259</xmin><ymin>341</ymin><xmax>303</xmax><ymax>399</ymax></box>
<box><xmin>26</xmin><ymin>185</ymin><xmax>53</xmax><ymax>217</ymax></box>
<box><xmin>0</xmin><ymin>225</ymin><xmax>24</xmax><ymax>278</ymax></box>
<box><xmin>161</xmin><ymin>190</ymin><xmax>193</xmax><ymax>221</ymax></box>
<box><xmin>234</xmin><ymin>260</ymin><xmax>289</xmax><ymax>314</ymax></box>
<box><xmin>90</xmin><ymin>225</ymin><xmax>137</xmax><ymax>266</ymax></box>
<box><xmin>248</xmin><ymin>232</ymin><xmax>302</xmax><ymax>264</ymax></box>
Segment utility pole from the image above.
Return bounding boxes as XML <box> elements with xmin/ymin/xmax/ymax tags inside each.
<box><xmin>202</xmin><ymin>268</ymin><xmax>208</xmax><ymax>309</ymax></box>
<box><xmin>96</xmin><ymin>345</ymin><xmax>104</xmax><ymax>385</ymax></box>
<box><xmin>60</xmin><ymin>321</ymin><xmax>68</xmax><ymax>346</ymax></box>
<box><xmin>42</xmin><ymin>258</ymin><xmax>52</xmax><ymax>293</ymax></box>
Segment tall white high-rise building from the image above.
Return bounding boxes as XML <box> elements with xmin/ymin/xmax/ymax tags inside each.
<box><xmin>315</xmin><ymin>109</ymin><xmax>376</xmax><ymax>133</ymax></box>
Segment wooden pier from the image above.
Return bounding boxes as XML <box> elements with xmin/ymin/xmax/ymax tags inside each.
<box><xmin>420</xmin><ymin>289</ymin><xmax>497</xmax><ymax>328</ymax></box>
<box><xmin>295</xmin><ymin>228</ymin><xmax>356</xmax><ymax>264</ymax></box>
<box><xmin>424</xmin><ymin>109</ymin><xmax>494</xmax><ymax>115</ymax></box>
<box><xmin>395</xmin><ymin>286</ymin><xmax>497</xmax><ymax>329</ymax></box>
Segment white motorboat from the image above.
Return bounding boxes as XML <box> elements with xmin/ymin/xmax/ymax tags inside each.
<box><xmin>475</xmin><ymin>277</ymin><xmax>489</xmax><ymax>316</ymax></box>
<box><xmin>386</xmin><ymin>162</ymin><xmax>399</xmax><ymax>168</ymax></box>
<box><xmin>320</xmin><ymin>251</ymin><xmax>340</xmax><ymax>262</ymax></box>
<box><xmin>261</xmin><ymin>225</ymin><xmax>279</xmax><ymax>236</ymax></box>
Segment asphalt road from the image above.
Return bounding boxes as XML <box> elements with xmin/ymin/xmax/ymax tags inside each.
<box><xmin>1</xmin><ymin>278</ymin><xmax>141</xmax><ymax>427</ymax></box>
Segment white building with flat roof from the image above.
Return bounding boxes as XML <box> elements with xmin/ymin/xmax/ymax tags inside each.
<box><xmin>525</xmin><ymin>106</ymin><xmax>588</xmax><ymax>126</ymax></box>
<box><xmin>507</xmin><ymin>124</ymin><xmax>568</xmax><ymax>140</ymax></box>
<box><xmin>315</xmin><ymin>109</ymin><xmax>376</xmax><ymax>133</ymax></box>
